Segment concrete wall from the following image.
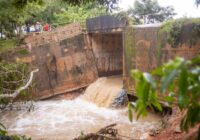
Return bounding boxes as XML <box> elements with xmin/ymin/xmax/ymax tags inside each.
<box><xmin>123</xmin><ymin>25</ymin><xmax>200</xmax><ymax>90</ymax></box>
<box><xmin>18</xmin><ymin>23</ymin><xmax>98</xmax><ymax>99</ymax></box>
<box><xmin>13</xmin><ymin>21</ymin><xmax>200</xmax><ymax>98</ymax></box>
<box><xmin>88</xmin><ymin>33</ymin><xmax>123</xmax><ymax>76</ymax></box>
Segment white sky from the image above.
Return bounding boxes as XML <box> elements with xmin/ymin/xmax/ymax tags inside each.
<box><xmin>119</xmin><ymin>0</ymin><xmax>200</xmax><ymax>18</ymax></box>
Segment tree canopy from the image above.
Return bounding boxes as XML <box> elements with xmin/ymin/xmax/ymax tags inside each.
<box><xmin>128</xmin><ymin>0</ymin><xmax>176</xmax><ymax>24</ymax></box>
<box><xmin>34</xmin><ymin>0</ymin><xmax>107</xmax><ymax>27</ymax></box>
<box><xmin>12</xmin><ymin>0</ymin><xmax>119</xmax><ymax>10</ymax></box>
<box><xmin>0</xmin><ymin>0</ymin><xmax>108</xmax><ymax>39</ymax></box>
<box><xmin>0</xmin><ymin>0</ymin><xmax>44</xmax><ymax>37</ymax></box>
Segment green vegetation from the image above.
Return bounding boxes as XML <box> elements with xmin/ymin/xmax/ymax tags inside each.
<box><xmin>127</xmin><ymin>0</ymin><xmax>176</xmax><ymax>24</ymax></box>
<box><xmin>0</xmin><ymin>39</ymin><xmax>17</xmax><ymax>53</ymax></box>
<box><xmin>159</xmin><ymin>18</ymin><xmax>200</xmax><ymax>48</ymax></box>
<box><xmin>0</xmin><ymin>62</ymin><xmax>30</xmax><ymax>103</ymax></box>
<box><xmin>129</xmin><ymin>56</ymin><xmax>200</xmax><ymax>132</ymax></box>
<box><xmin>0</xmin><ymin>0</ymin><xmax>44</xmax><ymax>38</ymax></box>
<box><xmin>11</xmin><ymin>0</ymin><xmax>200</xmax><ymax>11</ymax></box>
<box><xmin>12</xmin><ymin>0</ymin><xmax>119</xmax><ymax>10</ymax></box>
<box><xmin>39</xmin><ymin>0</ymin><xmax>107</xmax><ymax>27</ymax></box>
<box><xmin>156</xmin><ymin>18</ymin><xmax>200</xmax><ymax>65</ymax></box>
<box><xmin>0</xmin><ymin>0</ymin><xmax>108</xmax><ymax>39</ymax></box>
<box><xmin>124</xmin><ymin>27</ymin><xmax>135</xmax><ymax>73</ymax></box>
<box><xmin>0</xmin><ymin>123</ymin><xmax>31</xmax><ymax>140</ymax></box>
<box><xmin>17</xmin><ymin>48</ymin><xmax>29</xmax><ymax>55</ymax></box>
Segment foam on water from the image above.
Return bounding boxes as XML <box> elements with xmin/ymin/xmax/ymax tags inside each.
<box><xmin>0</xmin><ymin>98</ymin><xmax>160</xmax><ymax>140</ymax></box>
<box><xmin>0</xmin><ymin>76</ymin><xmax>161</xmax><ymax>139</ymax></box>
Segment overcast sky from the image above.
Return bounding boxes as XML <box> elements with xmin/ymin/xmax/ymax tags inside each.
<box><xmin>119</xmin><ymin>0</ymin><xmax>200</xmax><ymax>18</ymax></box>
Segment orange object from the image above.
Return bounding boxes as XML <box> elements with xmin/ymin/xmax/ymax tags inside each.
<box><xmin>43</xmin><ymin>23</ymin><xmax>49</xmax><ymax>31</ymax></box>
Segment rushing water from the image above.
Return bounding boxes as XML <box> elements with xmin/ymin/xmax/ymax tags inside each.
<box><xmin>83</xmin><ymin>76</ymin><xmax>124</xmax><ymax>107</ymax></box>
<box><xmin>0</xmin><ymin>76</ymin><xmax>161</xmax><ymax>140</ymax></box>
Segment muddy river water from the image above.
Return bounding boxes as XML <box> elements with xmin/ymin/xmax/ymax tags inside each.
<box><xmin>0</xmin><ymin>77</ymin><xmax>161</xmax><ymax>140</ymax></box>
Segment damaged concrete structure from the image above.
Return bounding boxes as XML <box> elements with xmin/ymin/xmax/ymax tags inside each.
<box><xmin>19</xmin><ymin>23</ymin><xmax>98</xmax><ymax>99</ymax></box>
<box><xmin>17</xmin><ymin>15</ymin><xmax>200</xmax><ymax>99</ymax></box>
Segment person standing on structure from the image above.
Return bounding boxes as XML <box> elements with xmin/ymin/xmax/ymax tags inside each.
<box><xmin>43</xmin><ymin>23</ymin><xmax>49</xmax><ymax>31</ymax></box>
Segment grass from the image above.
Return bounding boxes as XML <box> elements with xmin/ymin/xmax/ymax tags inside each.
<box><xmin>17</xmin><ymin>48</ymin><xmax>29</xmax><ymax>55</ymax></box>
<box><xmin>0</xmin><ymin>39</ymin><xmax>17</xmax><ymax>53</ymax></box>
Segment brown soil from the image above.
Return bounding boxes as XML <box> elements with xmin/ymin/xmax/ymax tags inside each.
<box><xmin>148</xmin><ymin>110</ymin><xmax>199</xmax><ymax>140</ymax></box>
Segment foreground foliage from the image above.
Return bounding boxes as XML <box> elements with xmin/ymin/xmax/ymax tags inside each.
<box><xmin>128</xmin><ymin>56</ymin><xmax>200</xmax><ymax>131</ymax></box>
<box><xmin>0</xmin><ymin>123</ymin><xmax>31</xmax><ymax>140</ymax></box>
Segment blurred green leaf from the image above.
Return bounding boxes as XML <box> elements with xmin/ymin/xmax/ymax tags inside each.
<box><xmin>143</xmin><ymin>73</ymin><xmax>156</xmax><ymax>89</ymax></box>
<box><xmin>130</xmin><ymin>56</ymin><xmax>200</xmax><ymax>131</ymax></box>
<box><xmin>161</xmin><ymin>69</ymin><xmax>178</xmax><ymax>93</ymax></box>
<box><xmin>128</xmin><ymin>102</ymin><xmax>133</xmax><ymax>122</ymax></box>
<box><xmin>178</xmin><ymin>64</ymin><xmax>189</xmax><ymax>108</ymax></box>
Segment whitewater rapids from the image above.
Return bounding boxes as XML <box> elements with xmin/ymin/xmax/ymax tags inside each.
<box><xmin>0</xmin><ymin>76</ymin><xmax>161</xmax><ymax>139</ymax></box>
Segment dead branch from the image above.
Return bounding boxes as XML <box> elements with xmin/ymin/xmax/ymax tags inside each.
<box><xmin>0</xmin><ymin>69</ymin><xmax>39</xmax><ymax>99</ymax></box>
<box><xmin>97</xmin><ymin>123</ymin><xmax>117</xmax><ymax>134</ymax></box>
<box><xmin>96</xmin><ymin>134</ymin><xmax>119</xmax><ymax>140</ymax></box>
<box><xmin>73</xmin><ymin>123</ymin><xmax>123</xmax><ymax>140</ymax></box>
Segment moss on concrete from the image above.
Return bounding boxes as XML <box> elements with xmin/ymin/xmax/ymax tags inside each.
<box><xmin>158</xmin><ymin>18</ymin><xmax>200</xmax><ymax>48</ymax></box>
<box><xmin>156</xmin><ymin>18</ymin><xmax>200</xmax><ymax>65</ymax></box>
<box><xmin>17</xmin><ymin>48</ymin><xmax>29</xmax><ymax>55</ymax></box>
<box><xmin>124</xmin><ymin>27</ymin><xmax>135</xmax><ymax>76</ymax></box>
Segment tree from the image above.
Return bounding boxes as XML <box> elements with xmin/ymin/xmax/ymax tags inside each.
<box><xmin>0</xmin><ymin>0</ymin><xmax>108</xmax><ymax>39</ymax></box>
<box><xmin>51</xmin><ymin>2</ymin><xmax>107</xmax><ymax>27</ymax></box>
<box><xmin>10</xmin><ymin>0</ymin><xmax>200</xmax><ymax>13</ymax></box>
<box><xmin>12</xmin><ymin>0</ymin><xmax>119</xmax><ymax>11</ymax></box>
<box><xmin>128</xmin><ymin>0</ymin><xmax>176</xmax><ymax>24</ymax></box>
<box><xmin>31</xmin><ymin>0</ymin><xmax>66</xmax><ymax>24</ymax></box>
<box><xmin>25</xmin><ymin>0</ymin><xmax>108</xmax><ymax>27</ymax></box>
<box><xmin>0</xmin><ymin>0</ymin><xmax>44</xmax><ymax>38</ymax></box>
<box><xmin>0</xmin><ymin>62</ymin><xmax>35</xmax><ymax>100</ymax></box>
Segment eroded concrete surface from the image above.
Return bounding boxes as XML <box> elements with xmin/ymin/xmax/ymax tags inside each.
<box><xmin>18</xmin><ymin>23</ymin><xmax>98</xmax><ymax>99</ymax></box>
<box><xmin>14</xmin><ymin>21</ymin><xmax>200</xmax><ymax>99</ymax></box>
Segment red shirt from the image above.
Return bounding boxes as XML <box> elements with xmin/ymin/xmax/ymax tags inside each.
<box><xmin>43</xmin><ymin>24</ymin><xmax>49</xmax><ymax>31</ymax></box>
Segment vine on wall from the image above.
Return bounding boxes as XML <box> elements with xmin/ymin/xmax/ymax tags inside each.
<box><xmin>158</xmin><ymin>18</ymin><xmax>200</xmax><ymax>48</ymax></box>
<box><xmin>156</xmin><ymin>18</ymin><xmax>200</xmax><ymax>65</ymax></box>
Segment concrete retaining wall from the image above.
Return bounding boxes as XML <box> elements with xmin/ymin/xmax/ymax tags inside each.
<box><xmin>123</xmin><ymin>25</ymin><xmax>200</xmax><ymax>91</ymax></box>
<box><xmin>13</xmin><ymin>21</ymin><xmax>200</xmax><ymax>98</ymax></box>
<box><xmin>18</xmin><ymin>23</ymin><xmax>98</xmax><ymax>99</ymax></box>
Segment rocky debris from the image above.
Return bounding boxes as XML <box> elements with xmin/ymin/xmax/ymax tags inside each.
<box><xmin>0</xmin><ymin>101</ymin><xmax>35</xmax><ymax>111</ymax></box>
<box><xmin>111</xmin><ymin>89</ymin><xmax>128</xmax><ymax>108</ymax></box>
<box><xmin>149</xmin><ymin>129</ymin><xmax>161</xmax><ymax>136</ymax></box>
<box><xmin>73</xmin><ymin>124</ymin><xmax>122</xmax><ymax>140</ymax></box>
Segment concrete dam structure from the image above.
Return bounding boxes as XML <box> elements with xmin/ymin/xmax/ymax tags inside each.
<box><xmin>15</xmin><ymin>15</ymin><xmax>200</xmax><ymax>99</ymax></box>
<box><xmin>1</xmin><ymin>16</ymin><xmax>200</xmax><ymax>140</ymax></box>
